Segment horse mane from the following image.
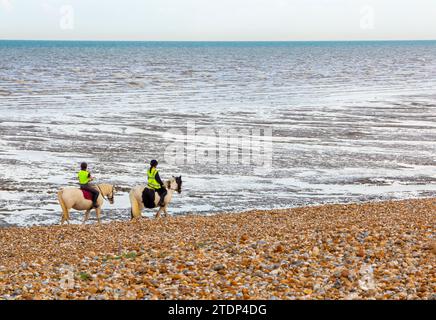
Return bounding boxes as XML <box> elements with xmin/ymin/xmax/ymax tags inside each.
<box><xmin>96</xmin><ymin>183</ymin><xmax>114</xmax><ymax>194</ymax></box>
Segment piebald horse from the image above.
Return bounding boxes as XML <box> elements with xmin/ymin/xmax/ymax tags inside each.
<box><xmin>57</xmin><ymin>183</ymin><xmax>115</xmax><ymax>225</ymax></box>
<box><xmin>129</xmin><ymin>176</ymin><xmax>182</xmax><ymax>219</ymax></box>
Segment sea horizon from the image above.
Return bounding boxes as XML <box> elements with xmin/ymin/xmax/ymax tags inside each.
<box><xmin>1</xmin><ymin>38</ymin><xmax>436</xmax><ymax>43</ymax></box>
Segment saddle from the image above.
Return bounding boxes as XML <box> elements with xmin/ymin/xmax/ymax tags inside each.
<box><xmin>81</xmin><ymin>189</ymin><xmax>93</xmax><ymax>201</ymax></box>
<box><xmin>142</xmin><ymin>188</ymin><xmax>156</xmax><ymax>209</ymax></box>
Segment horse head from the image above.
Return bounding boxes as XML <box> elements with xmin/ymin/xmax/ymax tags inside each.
<box><xmin>99</xmin><ymin>184</ymin><xmax>115</xmax><ymax>204</ymax></box>
<box><xmin>108</xmin><ymin>185</ymin><xmax>116</xmax><ymax>204</ymax></box>
<box><xmin>167</xmin><ymin>176</ymin><xmax>182</xmax><ymax>194</ymax></box>
<box><xmin>175</xmin><ymin>176</ymin><xmax>182</xmax><ymax>194</ymax></box>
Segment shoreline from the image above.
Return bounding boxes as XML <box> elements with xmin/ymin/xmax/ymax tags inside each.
<box><xmin>0</xmin><ymin>198</ymin><xmax>435</xmax><ymax>300</ymax></box>
<box><xmin>2</xmin><ymin>194</ymin><xmax>436</xmax><ymax>229</ymax></box>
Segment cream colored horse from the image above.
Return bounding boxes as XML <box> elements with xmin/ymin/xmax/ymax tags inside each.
<box><xmin>57</xmin><ymin>184</ymin><xmax>115</xmax><ymax>225</ymax></box>
<box><xmin>129</xmin><ymin>176</ymin><xmax>182</xmax><ymax>219</ymax></box>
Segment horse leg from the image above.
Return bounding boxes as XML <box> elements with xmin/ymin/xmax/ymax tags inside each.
<box><xmin>96</xmin><ymin>207</ymin><xmax>102</xmax><ymax>224</ymax></box>
<box><xmin>82</xmin><ymin>209</ymin><xmax>91</xmax><ymax>225</ymax></box>
<box><xmin>155</xmin><ymin>207</ymin><xmax>162</xmax><ymax>219</ymax></box>
<box><xmin>132</xmin><ymin>198</ymin><xmax>141</xmax><ymax>220</ymax></box>
<box><xmin>58</xmin><ymin>191</ymin><xmax>69</xmax><ymax>225</ymax></box>
<box><xmin>60</xmin><ymin>209</ymin><xmax>65</xmax><ymax>225</ymax></box>
<box><xmin>163</xmin><ymin>206</ymin><xmax>169</xmax><ymax>217</ymax></box>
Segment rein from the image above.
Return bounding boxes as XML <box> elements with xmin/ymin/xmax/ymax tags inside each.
<box><xmin>97</xmin><ymin>184</ymin><xmax>114</xmax><ymax>202</ymax></box>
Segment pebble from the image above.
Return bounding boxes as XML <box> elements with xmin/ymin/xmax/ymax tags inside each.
<box><xmin>0</xmin><ymin>198</ymin><xmax>434</xmax><ymax>300</ymax></box>
<box><xmin>213</xmin><ymin>264</ymin><xmax>226</xmax><ymax>271</ymax></box>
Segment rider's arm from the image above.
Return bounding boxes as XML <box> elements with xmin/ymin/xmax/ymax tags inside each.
<box><xmin>155</xmin><ymin>172</ymin><xmax>164</xmax><ymax>187</ymax></box>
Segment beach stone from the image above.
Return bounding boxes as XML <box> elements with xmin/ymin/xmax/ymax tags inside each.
<box><xmin>254</xmin><ymin>270</ymin><xmax>264</xmax><ymax>277</ymax></box>
<box><xmin>0</xmin><ymin>198</ymin><xmax>434</xmax><ymax>300</ymax></box>
<box><xmin>213</xmin><ymin>264</ymin><xmax>226</xmax><ymax>271</ymax></box>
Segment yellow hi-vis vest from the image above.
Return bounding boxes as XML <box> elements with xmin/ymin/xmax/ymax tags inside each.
<box><xmin>147</xmin><ymin>167</ymin><xmax>161</xmax><ymax>190</ymax></box>
<box><xmin>78</xmin><ymin>170</ymin><xmax>90</xmax><ymax>185</ymax></box>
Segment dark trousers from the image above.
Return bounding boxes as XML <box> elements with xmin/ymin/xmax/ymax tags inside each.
<box><xmin>80</xmin><ymin>184</ymin><xmax>100</xmax><ymax>205</ymax></box>
<box><xmin>156</xmin><ymin>187</ymin><xmax>167</xmax><ymax>205</ymax></box>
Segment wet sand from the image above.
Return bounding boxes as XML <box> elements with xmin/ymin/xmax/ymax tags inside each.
<box><xmin>2</xmin><ymin>98</ymin><xmax>436</xmax><ymax>227</ymax></box>
<box><xmin>0</xmin><ymin>198</ymin><xmax>434</xmax><ymax>300</ymax></box>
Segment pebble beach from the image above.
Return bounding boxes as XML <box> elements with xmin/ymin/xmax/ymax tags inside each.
<box><xmin>3</xmin><ymin>41</ymin><xmax>436</xmax><ymax>227</ymax></box>
<box><xmin>0</xmin><ymin>198</ymin><xmax>435</xmax><ymax>300</ymax></box>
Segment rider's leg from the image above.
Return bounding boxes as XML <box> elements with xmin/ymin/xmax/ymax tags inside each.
<box><xmin>91</xmin><ymin>189</ymin><xmax>100</xmax><ymax>207</ymax></box>
<box><xmin>158</xmin><ymin>188</ymin><xmax>167</xmax><ymax>206</ymax></box>
<box><xmin>81</xmin><ymin>184</ymin><xmax>100</xmax><ymax>208</ymax></box>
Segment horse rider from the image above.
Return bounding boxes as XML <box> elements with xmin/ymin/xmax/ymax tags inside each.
<box><xmin>78</xmin><ymin>162</ymin><xmax>100</xmax><ymax>208</ymax></box>
<box><xmin>147</xmin><ymin>160</ymin><xmax>167</xmax><ymax>207</ymax></box>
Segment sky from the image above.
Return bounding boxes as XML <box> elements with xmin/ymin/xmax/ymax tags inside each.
<box><xmin>0</xmin><ymin>0</ymin><xmax>436</xmax><ymax>41</ymax></box>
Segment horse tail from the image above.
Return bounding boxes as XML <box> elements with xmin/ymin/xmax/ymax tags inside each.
<box><xmin>57</xmin><ymin>189</ymin><xmax>68</xmax><ymax>223</ymax></box>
